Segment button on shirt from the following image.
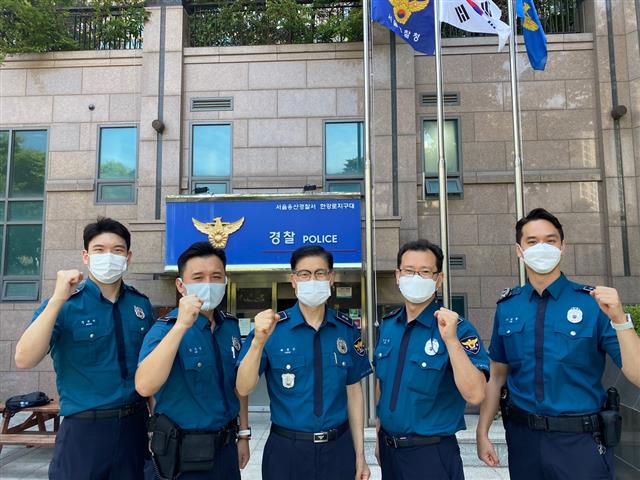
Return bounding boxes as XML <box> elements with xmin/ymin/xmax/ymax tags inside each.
<box><xmin>374</xmin><ymin>301</ymin><xmax>489</xmax><ymax>436</ymax></box>
<box><xmin>237</xmin><ymin>303</ymin><xmax>373</xmax><ymax>433</ymax></box>
<box><xmin>32</xmin><ymin>279</ymin><xmax>154</xmax><ymax>416</ymax></box>
<box><xmin>138</xmin><ymin>308</ymin><xmax>241</xmax><ymax>431</ymax></box>
<box><xmin>489</xmin><ymin>273</ymin><xmax>622</xmax><ymax>416</ymax></box>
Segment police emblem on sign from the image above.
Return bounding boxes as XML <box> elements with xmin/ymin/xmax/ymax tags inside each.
<box><xmin>282</xmin><ymin>373</ymin><xmax>295</xmax><ymax>389</ymax></box>
<box><xmin>425</xmin><ymin>338</ymin><xmax>439</xmax><ymax>356</ymax></box>
<box><xmin>460</xmin><ymin>336</ymin><xmax>480</xmax><ymax>355</ymax></box>
<box><xmin>567</xmin><ymin>307</ymin><xmax>583</xmax><ymax>324</ymax></box>
<box><xmin>134</xmin><ymin>306</ymin><xmax>145</xmax><ymax>319</ymax></box>
<box><xmin>232</xmin><ymin>336</ymin><xmax>241</xmax><ymax>352</ymax></box>
<box><xmin>353</xmin><ymin>336</ymin><xmax>366</xmax><ymax>356</ymax></box>
<box><xmin>337</xmin><ymin>338</ymin><xmax>348</xmax><ymax>354</ymax></box>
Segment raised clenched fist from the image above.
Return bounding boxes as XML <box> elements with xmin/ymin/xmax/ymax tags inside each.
<box><xmin>253</xmin><ymin>309</ymin><xmax>280</xmax><ymax>345</ymax></box>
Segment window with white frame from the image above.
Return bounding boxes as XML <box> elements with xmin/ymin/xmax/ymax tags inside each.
<box><xmin>324</xmin><ymin>121</ymin><xmax>364</xmax><ymax>193</ymax></box>
<box><xmin>96</xmin><ymin>126</ymin><xmax>138</xmax><ymax>203</ymax></box>
<box><xmin>191</xmin><ymin>124</ymin><xmax>232</xmax><ymax>194</ymax></box>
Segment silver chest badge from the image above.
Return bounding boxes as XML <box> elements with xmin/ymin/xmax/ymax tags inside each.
<box><xmin>567</xmin><ymin>307</ymin><xmax>583</xmax><ymax>324</ymax></box>
<box><xmin>336</xmin><ymin>338</ymin><xmax>348</xmax><ymax>354</ymax></box>
<box><xmin>282</xmin><ymin>373</ymin><xmax>295</xmax><ymax>389</ymax></box>
<box><xmin>425</xmin><ymin>338</ymin><xmax>439</xmax><ymax>356</ymax></box>
<box><xmin>134</xmin><ymin>305</ymin><xmax>145</xmax><ymax>319</ymax></box>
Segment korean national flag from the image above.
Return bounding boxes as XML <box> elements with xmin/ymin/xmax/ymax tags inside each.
<box><xmin>440</xmin><ymin>0</ymin><xmax>511</xmax><ymax>50</ymax></box>
<box><xmin>371</xmin><ymin>0</ymin><xmax>436</xmax><ymax>56</ymax></box>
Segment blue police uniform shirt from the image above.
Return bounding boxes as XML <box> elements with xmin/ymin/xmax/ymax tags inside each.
<box><xmin>138</xmin><ymin>308</ymin><xmax>241</xmax><ymax>431</ymax></box>
<box><xmin>489</xmin><ymin>273</ymin><xmax>622</xmax><ymax>417</ymax></box>
<box><xmin>374</xmin><ymin>300</ymin><xmax>489</xmax><ymax>436</ymax></box>
<box><xmin>31</xmin><ymin>278</ymin><xmax>154</xmax><ymax>417</ymax></box>
<box><xmin>237</xmin><ymin>303</ymin><xmax>373</xmax><ymax>432</ymax></box>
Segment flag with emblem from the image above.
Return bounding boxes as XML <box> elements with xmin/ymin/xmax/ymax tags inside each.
<box><xmin>440</xmin><ymin>0</ymin><xmax>510</xmax><ymax>50</ymax></box>
<box><xmin>517</xmin><ymin>0</ymin><xmax>547</xmax><ymax>70</ymax></box>
<box><xmin>371</xmin><ymin>0</ymin><xmax>436</xmax><ymax>55</ymax></box>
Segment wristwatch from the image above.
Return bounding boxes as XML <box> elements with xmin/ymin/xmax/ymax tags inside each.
<box><xmin>611</xmin><ymin>314</ymin><xmax>634</xmax><ymax>331</ymax></box>
<box><xmin>237</xmin><ymin>427</ymin><xmax>252</xmax><ymax>440</ymax></box>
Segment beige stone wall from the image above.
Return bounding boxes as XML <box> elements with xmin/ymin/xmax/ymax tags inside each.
<box><xmin>1</xmin><ymin>4</ymin><xmax>639</xmax><ymax>399</ymax></box>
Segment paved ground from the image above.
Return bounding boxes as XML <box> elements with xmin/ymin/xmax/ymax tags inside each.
<box><xmin>0</xmin><ymin>412</ymin><xmax>509</xmax><ymax>479</ymax></box>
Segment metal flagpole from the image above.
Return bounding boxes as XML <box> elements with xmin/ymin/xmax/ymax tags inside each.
<box><xmin>362</xmin><ymin>0</ymin><xmax>377</xmax><ymax>426</ymax></box>
<box><xmin>507</xmin><ymin>0</ymin><xmax>527</xmax><ymax>286</ymax></box>
<box><xmin>433</xmin><ymin>0</ymin><xmax>451</xmax><ymax>308</ymax></box>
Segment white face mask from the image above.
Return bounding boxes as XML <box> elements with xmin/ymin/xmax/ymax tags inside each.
<box><xmin>89</xmin><ymin>253</ymin><xmax>128</xmax><ymax>284</ymax></box>
<box><xmin>180</xmin><ymin>278</ymin><xmax>227</xmax><ymax>311</ymax></box>
<box><xmin>296</xmin><ymin>280</ymin><xmax>331</xmax><ymax>308</ymax></box>
<box><xmin>521</xmin><ymin>243</ymin><xmax>562</xmax><ymax>274</ymax></box>
<box><xmin>398</xmin><ymin>275</ymin><xmax>437</xmax><ymax>304</ymax></box>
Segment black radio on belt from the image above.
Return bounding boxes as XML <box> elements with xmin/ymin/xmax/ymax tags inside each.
<box><xmin>598</xmin><ymin>387</ymin><xmax>622</xmax><ymax>448</ymax></box>
<box><xmin>149</xmin><ymin>414</ymin><xmax>180</xmax><ymax>480</ymax></box>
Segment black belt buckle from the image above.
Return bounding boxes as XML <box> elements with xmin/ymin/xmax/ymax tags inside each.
<box><xmin>313</xmin><ymin>431</ymin><xmax>329</xmax><ymax>443</ymax></box>
<box><xmin>529</xmin><ymin>414</ymin><xmax>548</xmax><ymax>431</ymax></box>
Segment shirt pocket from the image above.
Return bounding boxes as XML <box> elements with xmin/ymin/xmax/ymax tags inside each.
<box><xmin>553</xmin><ymin>320</ymin><xmax>595</xmax><ymax>367</ymax></box>
<box><xmin>406</xmin><ymin>351</ymin><xmax>448</xmax><ymax>398</ymax></box>
<box><xmin>373</xmin><ymin>344</ymin><xmax>393</xmax><ymax>381</ymax></box>
<box><xmin>70</xmin><ymin>319</ymin><xmax>112</xmax><ymax>365</ymax></box>
<box><xmin>497</xmin><ymin>318</ymin><xmax>527</xmax><ymax>362</ymax></box>
<box><xmin>270</xmin><ymin>354</ymin><xmax>306</xmax><ymax>395</ymax></box>
<box><xmin>182</xmin><ymin>354</ymin><xmax>215</xmax><ymax>396</ymax></box>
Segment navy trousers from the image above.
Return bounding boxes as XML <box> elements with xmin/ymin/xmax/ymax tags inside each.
<box><xmin>505</xmin><ymin>419</ymin><xmax>615</xmax><ymax>480</ymax></box>
<box><xmin>378</xmin><ymin>431</ymin><xmax>464</xmax><ymax>480</ymax></box>
<box><xmin>48</xmin><ymin>409</ymin><xmax>148</xmax><ymax>480</ymax></box>
<box><xmin>262</xmin><ymin>429</ymin><xmax>356</xmax><ymax>480</ymax></box>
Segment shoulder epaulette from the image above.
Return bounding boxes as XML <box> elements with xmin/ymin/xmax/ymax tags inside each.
<box><xmin>381</xmin><ymin>307</ymin><xmax>402</xmax><ymax>320</ymax></box>
<box><xmin>497</xmin><ymin>286</ymin><xmax>521</xmax><ymax>304</ymax></box>
<box><xmin>123</xmin><ymin>283</ymin><xmax>149</xmax><ymax>299</ymax></box>
<box><xmin>335</xmin><ymin>310</ymin><xmax>354</xmax><ymax>327</ymax></box>
<box><xmin>157</xmin><ymin>315</ymin><xmax>177</xmax><ymax>324</ymax></box>
<box><xmin>70</xmin><ymin>281</ymin><xmax>86</xmax><ymax>296</ymax></box>
<box><xmin>218</xmin><ymin>309</ymin><xmax>238</xmax><ymax>321</ymax></box>
<box><xmin>573</xmin><ymin>283</ymin><xmax>595</xmax><ymax>294</ymax></box>
<box><xmin>277</xmin><ymin>310</ymin><xmax>289</xmax><ymax>322</ymax></box>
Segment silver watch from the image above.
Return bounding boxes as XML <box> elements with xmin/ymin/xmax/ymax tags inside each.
<box><xmin>610</xmin><ymin>313</ymin><xmax>634</xmax><ymax>331</ymax></box>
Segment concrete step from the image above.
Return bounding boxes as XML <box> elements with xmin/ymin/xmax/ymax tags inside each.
<box><xmin>364</xmin><ymin>415</ymin><xmax>509</xmax><ymax>469</ymax></box>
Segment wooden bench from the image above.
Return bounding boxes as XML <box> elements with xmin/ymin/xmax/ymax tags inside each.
<box><xmin>0</xmin><ymin>400</ymin><xmax>60</xmax><ymax>454</ymax></box>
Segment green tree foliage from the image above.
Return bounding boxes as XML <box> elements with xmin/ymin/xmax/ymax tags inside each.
<box><xmin>0</xmin><ymin>0</ymin><xmax>147</xmax><ymax>62</ymax></box>
<box><xmin>624</xmin><ymin>305</ymin><xmax>640</xmax><ymax>335</ymax></box>
<box><xmin>0</xmin><ymin>1</ymin><xmax>77</xmax><ymax>60</ymax></box>
<box><xmin>189</xmin><ymin>0</ymin><xmax>363</xmax><ymax>47</ymax></box>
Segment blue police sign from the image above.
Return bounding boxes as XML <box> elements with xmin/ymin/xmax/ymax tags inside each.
<box><xmin>165</xmin><ymin>195</ymin><xmax>362</xmax><ymax>271</ymax></box>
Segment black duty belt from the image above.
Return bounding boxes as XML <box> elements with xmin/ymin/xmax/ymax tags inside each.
<box><xmin>381</xmin><ymin>429</ymin><xmax>447</xmax><ymax>449</ymax></box>
<box><xmin>271</xmin><ymin>421</ymin><xmax>349</xmax><ymax>443</ymax></box>
<box><xmin>69</xmin><ymin>401</ymin><xmax>148</xmax><ymax>420</ymax></box>
<box><xmin>504</xmin><ymin>402</ymin><xmax>601</xmax><ymax>433</ymax></box>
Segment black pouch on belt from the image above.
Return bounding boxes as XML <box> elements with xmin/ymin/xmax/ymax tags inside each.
<box><xmin>179</xmin><ymin>431</ymin><xmax>217</xmax><ymax>472</ymax></box>
<box><xmin>598</xmin><ymin>387</ymin><xmax>622</xmax><ymax>448</ymax></box>
<box><xmin>149</xmin><ymin>414</ymin><xmax>180</xmax><ymax>480</ymax></box>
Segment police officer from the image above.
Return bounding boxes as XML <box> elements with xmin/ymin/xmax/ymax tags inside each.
<box><xmin>136</xmin><ymin>241</ymin><xmax>249</xmax><ymax>479</ymax></box>
<box><xmin>236</xmin><ymin>245</ymin><xmax>373</xmax><ymax>480</ymax></box>
<box><xmin>476</xmin><ymin>208</ymin><xmax>640</xmax><ymax>479</ymax></box>
<box><xmin>374</xmin><ymin>239</ymin><xmax>489</xmax><ymax>480</ymax></box>
<box><xmin>14</xmin><ymin>217</ymin><xmax>154</xmax><ymax>480</ymax></box>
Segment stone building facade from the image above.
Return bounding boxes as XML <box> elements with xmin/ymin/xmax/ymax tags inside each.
<box><xmin>0</xmin><ymin>4</ymin><xmax>639</xmax><ymax>467</ymax></box>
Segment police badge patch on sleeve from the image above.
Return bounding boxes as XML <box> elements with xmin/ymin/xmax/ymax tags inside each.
<box><xmin>460</xmin><ymin>336</ymin><xmax>480</xmax><ymax>355</ymax></box>
<box><xmin>353</xmin><ymin>336</ymin><xmax>366</xmax><ymax>356</ymax></box>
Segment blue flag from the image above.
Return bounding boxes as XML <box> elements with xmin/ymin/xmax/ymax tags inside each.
<box><xmin>516</xmin><ymin>0</ymin><xmax>547</xmax><ymax>70</ymax></box>
<box><xmin>371</xmin><ymin>0</ymin><xmax>435</xmax><ymax>55</ymax></box>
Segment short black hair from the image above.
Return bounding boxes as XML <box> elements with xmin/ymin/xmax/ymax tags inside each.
<box><xmin>290</xmin><ymin>245</ymin><xmax>333</xmax><ymax>271</ymax></box>
<box><xmin>397</xmin><ymin>239</ymin><xmax>444</xmax><ymax>271</ymax></box>
<box><xmin>177</xmin><ymin>241</ymin><xmax>227</xmax><ymax>277</ymax></box>
<box><xmin>83</xmin><ymin>217</ymin><xmax>131</xmax><ymax>251</ymax></box>
<box><xmin>515</xmin><ymin>208</ymin><xmax>564</xmax><ymax>244</ymax></box>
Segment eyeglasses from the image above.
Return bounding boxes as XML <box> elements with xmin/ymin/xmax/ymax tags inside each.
<box><xmin>293</xmin><ymin>269</ymin><xmax>331</xmax><ymax>281</ymax></box>
<box><xmin>398</xmin><ymin>268</ymin><xmax>439</xmax><ymax>279</ymax></box>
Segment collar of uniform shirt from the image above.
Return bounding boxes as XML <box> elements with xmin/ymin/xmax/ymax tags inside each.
<box><xmin>84</xmin><ymin>276</ymin><xmax>125</xmax><ymax>303</ymax></box>
<box><xmin>526</xmin><ymin>272</ymin><xmax>569</xmax><ymax>301</ymax></box>
<box><xmin>398</xmin><ymin>300</ymin><xmax>440</xmax><ymax>328</ymax></box>
<box><xmin>194</xmin><ymin>309</ymin><xmax>225</xmax><ymax>331</ymax></box>
<box><xmin>289</xmin><ymin>302</ymin><xmax>336</xmax><ymax>330</ymax></box>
